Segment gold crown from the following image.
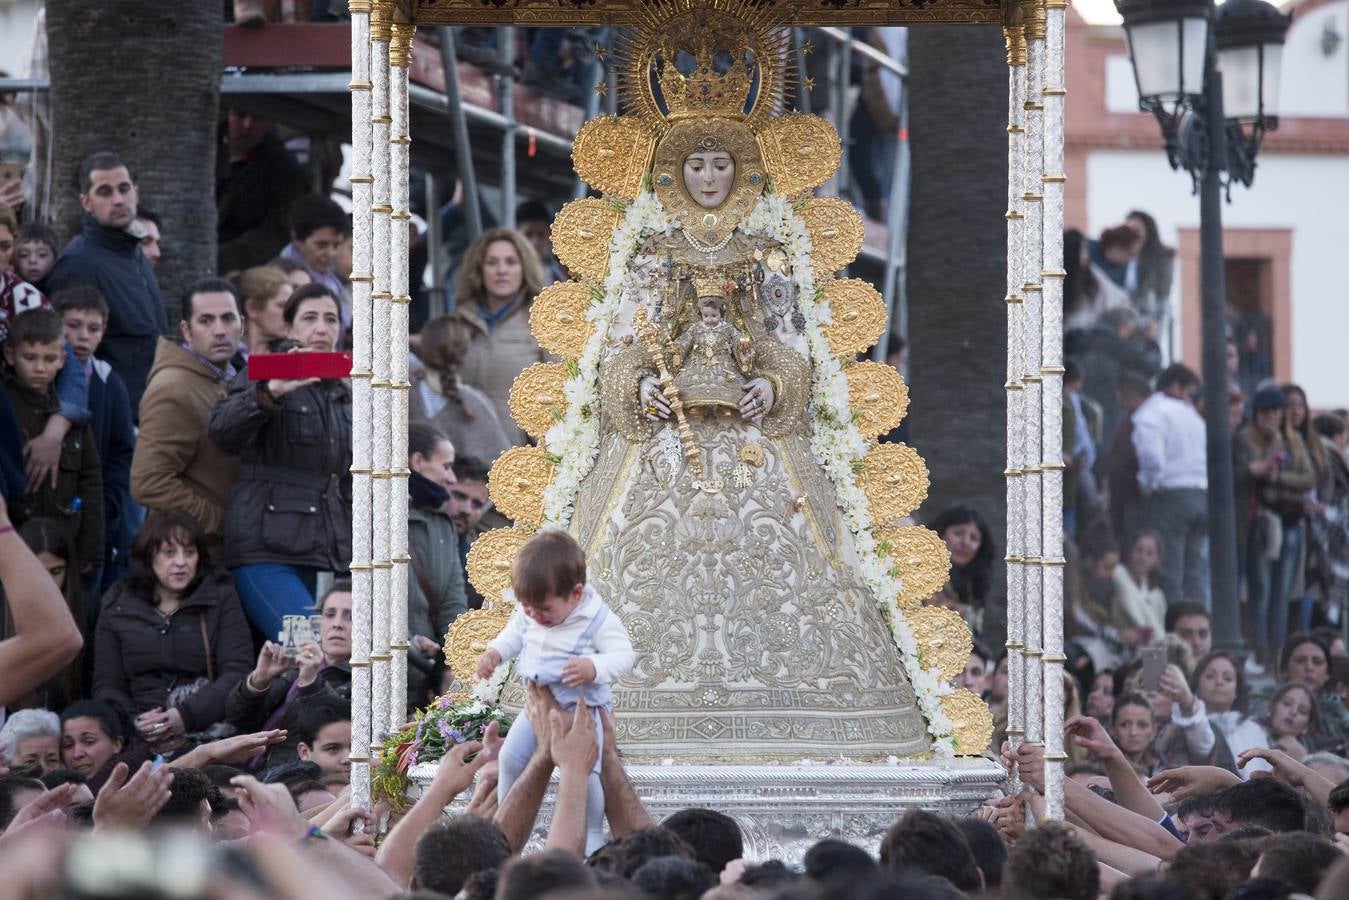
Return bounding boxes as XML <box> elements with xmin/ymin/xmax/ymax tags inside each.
<box><xmin>656</xmin><ymin>28</ymin><xmax>755</xmax><ymax>121</ymax></box>
<box><xmin>692</xmin><ymin>272</ymin><xmax>731</xmax><ymax>298</ymax></box>
<box><xmin>617</xmin><ymin>0</ymin><xmax>792</xmax><ymax>135</ymax></box>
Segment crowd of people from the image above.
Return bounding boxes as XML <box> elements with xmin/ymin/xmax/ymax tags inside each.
<box><xmin>0</xmin><ymin>15</ymin><xmax>1348</xmax><ymax>894</ymax></box>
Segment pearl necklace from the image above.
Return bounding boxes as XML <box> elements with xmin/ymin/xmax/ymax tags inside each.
<box><xmin>682</xmin><ymin>226</ymin><xmax>736</xmax><ymax>255</ymax></box>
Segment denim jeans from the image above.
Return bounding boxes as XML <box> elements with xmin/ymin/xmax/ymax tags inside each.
<box><xmin>232</xmin><ymin>563</ymin><xmax>320</xmax><ymax>640</ymax></box>
<box><xmin>1248</xmin><ymin>520</ymin><xmax>1303</xmax><ymax>659</ymax></box>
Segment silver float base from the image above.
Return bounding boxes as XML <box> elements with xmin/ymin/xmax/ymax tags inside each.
<box><xmin>410</xmin><ymin>758</ymin><xmax>1007</xmax><ymax>864</ymax></box>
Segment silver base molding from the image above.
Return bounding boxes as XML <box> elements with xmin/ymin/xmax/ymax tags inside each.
<box><xmin>410</xmin><ymin>758</ymin><xmax>1008</xmax><ymax>863</ymax></box>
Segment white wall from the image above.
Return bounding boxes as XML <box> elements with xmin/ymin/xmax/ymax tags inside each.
<box><xmin>1085</xmin><ymin>149</ymin><xmax>1349</xmax><ymax>409</ymax></box>
<box><xmin>1279</xmin><ymin>1</ymin><xmax>1349</xmax><ymax>119</ymax></box>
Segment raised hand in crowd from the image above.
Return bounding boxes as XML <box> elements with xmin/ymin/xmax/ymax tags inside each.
<box><xmin>91</xmin><ymin>760</ymin><xmax>173</xmax><ymax>831</ymax></box>
<box><xmin>1237</xmin><ymin>746</ymin><xmax>1338</xmax><ymax>805</ymax></box>
<box><xmin>1157</xmin><ymin>664</ymin><xmax>1199</xmax><ymax>718</ymax></box>
<box><xmin>175</xmin><ymin>728</ymin><xmax>288</xmax><ymax>768</ymax></box>
<box><xmin>545</xmin><ymin>698</ymin><xmax>599</xmax><ymax>855</ymax></box>
<box><xmin>249</xmin><ymin>641</ymin><xmax>292</xmax><ymax>691</ymax></box>
<box><xmin>1146</xmin><ymin>765</ymin><xmax>1239</xmax><ymax>803</ymax></box>
<box><xmin>410</xmin><ymin>634</ymin><xmax>441</xmax><ymax>659</ymax></box>
<box><xmin>295</xmin><ymin>641</ymin><xmax>324</xmax><ymax>687</ymax></box>
<box><xmin>7</xmin><ymin>783</ymin><xmax>79</xmax><ymax>834</ymax></box>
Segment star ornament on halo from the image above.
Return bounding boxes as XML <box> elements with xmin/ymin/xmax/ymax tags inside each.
<box><xmin>595</xmin><ymin>81</ymin><xmax>609</xmax><ymax>97</ymax></box>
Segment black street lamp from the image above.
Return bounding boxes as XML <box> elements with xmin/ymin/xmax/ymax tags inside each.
<box><xmin>1115</xmin><ymin>0</ymin><xmax>1291</xmax><ymax>654</ymax></box>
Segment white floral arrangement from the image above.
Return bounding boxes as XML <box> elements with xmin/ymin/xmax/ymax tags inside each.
<box><xmin>537</xmin><ymin>187</ymin><xmax>956</xmax><ymax>757</ymax></box>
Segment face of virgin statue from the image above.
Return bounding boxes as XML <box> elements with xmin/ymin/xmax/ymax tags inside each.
<box><xmin>683</xmin><ymin>151</ymin><xmax>735</xmax><ymax>209</ymax></box>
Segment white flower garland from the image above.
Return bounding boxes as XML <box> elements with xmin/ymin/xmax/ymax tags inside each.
<box><xmin>541</xmin><ymin>191</ymin><xmax>670</xmax><ymax>525</ymax></box>
<box><xmin>743</xmin><ymin>193</ymin><xmax>957</xmax><ymax>757</ymax></box>
<box><xmin>538</xmin><ymin>188</ymin><xmax>955</xmax><ymax>757</ymax></box>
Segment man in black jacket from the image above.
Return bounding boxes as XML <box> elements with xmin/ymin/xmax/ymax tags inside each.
<box><xmin>216</xmin><ymin>110</ymin><xmax>308</xmax><ymax>275</ymax></box>
<box><xmin>48</xmin><ymin>152</ymin><xmax>167</xmax><ymax>414</ymax></box>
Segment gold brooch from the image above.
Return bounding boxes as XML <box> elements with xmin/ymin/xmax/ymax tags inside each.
<box><xmin>859</xmin><ymin>442</ymin><xmax>929</xmax><ymax>525</ymax></box>
<box><xmin>444</xmin><ymin>605</ymin><xmax>516</xmax><ymax>684</ymax></box>
<box><xmin>820</xmin><ymin>278</ymin><xmax>888</xmax><ymax>358</ymax></box>
<box><xmin>738</xmin><ymin>442</ymin><xmax>766</xmax><ymax>467</ymax></box>
<box><xmin>845</xmin><ymin>361</ymin><xmax>909</xmax><ymax>441</ymax></box>
<box><xmin>487</xmin><ymin>446</ymin><xmax>557</xmax><ymax>526</ymax></box>
<box><xmin>529</xmin><ymin>281</ymin><xmax>594</xmax><ymax>359</ymax></box>
<box><xmin>465</xmin><ymin>525</ymin><xmax>536</xmax><ymax>604</ymax></box>
<box><xmin>508</xmin><ymin>362</ymin><xmax>571</xmax><ymax>441</ymax></box>
<box><xmin>874</xmin><ymin>524</ymin><xmax>951</xmax><ymax>606</ymax></box>
<box><xmin>908</xmin><ymin>605</ymin><xmax>973</xmax><ymax>682</ymax></box>
<box><xmin>941</xmin><ymin>688</ymin><xmax>995</xmax><ymax>756</ymax></box>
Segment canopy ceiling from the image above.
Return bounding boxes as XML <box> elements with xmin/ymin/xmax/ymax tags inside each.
<box><xmin>399</xmin><ymin>0</ymin><xmax>1007</xmax><ymax>27</ymax></box>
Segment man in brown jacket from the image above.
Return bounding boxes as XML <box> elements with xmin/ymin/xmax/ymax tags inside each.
<box><xmin>130</xmin><ymin>278</ymin><xmax>243</xmax><ymax>552</ymax></box>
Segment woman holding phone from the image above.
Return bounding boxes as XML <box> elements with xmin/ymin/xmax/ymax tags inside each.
<box><xmin>208</xmin><ymin>283</ymin><xmax>352</xmax><ymax>637</ymax></box>
<box><xmin>224</xmin><ymin>580</ymin><xmax>353</xmax><ymax>769</ymax></box>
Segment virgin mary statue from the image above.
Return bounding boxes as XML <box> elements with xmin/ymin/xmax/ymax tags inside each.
<box><xmin>457</xmin><ymin>0</ymin><xmax>991</xmax><ymax>762</ymax></box>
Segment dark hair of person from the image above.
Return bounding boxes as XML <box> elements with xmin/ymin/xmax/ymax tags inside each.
<box><xmin>661</xmin><ymin>807</ymin><xmax>744</xmax><ymax>877</ymax></box>
<box><xmin>1126</xmin><ymin>530</ymin><xmax>1165</xmax><ymax>590</ymax></box>
<box><xmin>878</xmin><ymin>810</ymin><xmax>980</xmax><ymax>891</ymax></box>
<box><xmin>282</xmin><ymin>282</ymin><xmax>341</xmax><ymax>327</ymax></box>
<box><xmin>1281</xmin><ymin>382</ymin><xmax>1328</xmax><ymax>478</ymax></box>
<box><xmin>182</xmin><ymin>276</ymin><xmax>239</xmax><ymax>323</ymax></box>
<box><xmin>1099</xmin><ymin>224</ymin><xmax>1140</xmax><ymax>253</ymax></box>
<box><xmin>1224</xmin><ymin>876</ymin><xmax>1300</xmax><ymax>900</ymax></box>
<box><xmin>1117</xmin><ymin>372</ymin><xmax>1152</xmax><ymax>402</ymax></box>
<box><xmin>1190</xmin><ymin>650</ymin><xmax>1249</xmax><ymax>716</ymax></box>
<box><xmin>125</xmin><ymin>511</ymin><xmax>212</xmax><ymax>600</ymax></box>
<box><xmin>738</xmin><ymin>859</ymin><xmax>797</xmax><ymax>887</ymax></box>
<box><xmin>1111</xmin><ymin>692</ymin><xmax>1155</xmax><ymax>726</ymax></box>
<box><xmin>631</xmin><ymin>855</ymin><xmax>715</xmax><ymax>900</ymax></box>
<box><xmin>1004</xmin><ymin>821</ymin><xmax>1099</xmax><ymax>900</ymax></box>
<box><xmin>1279</xmin><ymin>632</ymin><xmax>1330</xmax><ymax>681</ymax></box>
<box><xmin>8</xmin><ymin>306</ymin><xmax>63</xmax><ymax>347</ymax></box>
<box><xmin>1213</xmin><ymin>778</ymin><xmax>1309</xmax><ymax>834</ymax></box>
<box><xmin>51</xmin><ymin>282</ymin><xmax>110</xmax><ymax>321</ymax></box>
<box><xmin>136</xmin><ymin>208</ymin><xmax>162</xmax><ymax>228</ymax></box>
<box><xmin>1063</xmin><ymin>228</ymin><xmax>1099</xmax><ymax>317</ymax></box>
<box><xmin>611</xmin><ymin>826</ymin><xmax>697</xmax><ymax>879</ymax></box>
<box><xmin>409</xmin><ymin>421</ymin><xmax>450</xmax><ymax>463</ymax></box>
<box><xmin>200</xmin><ymin>764</ymin><xmax>245</xmax><ymax>789</ymax></box>
<box><xmin>515</xmin><ymin>199</ymin><xmax>550</xmax><ymax>223</ymax></box>
<box><xmin>79</xmin><ymin>151</ymin><xmax>131</xmax><ymax>193</ymax></box>
<box><xmin>927</xmin><ymin>505</ymin><xmax>995</xmax><ymax>608</ymax></box>
<box><xmin>495</xmin><ymin>849</ymin><xmax>593</xmax><ymax>900</ymax></box>
<box><xmin>1165</xmin><ymin>601</ymin><xmax>1211</xmax><ymax>634</ymax></box>
<box><xmin>1156</xmin><ymin>363</ymin><xmax>1200</xmax><ymax>394</ymax></box>
<box><xmin>1107</xmin><ymin>872</ymin><xmax>1194</xmax><ymax>900</ymax></box>
<box><xmin>1327</xmin><ymin>780</ymin><xmax>1349</xmax><ymax>815</ymax></box>
<box><xmin>512</xmin><ymin>529</ymin><xmax>588</xmax><ymax>608</ymax></box>
<box><xmin>0</xmin><ymin>776</ymin><xmax>46</xmax><ymax>829</ymax></box>
<box><xmin>453</xmin><ymin>455</ymin><xmax>491</xmax><ymax>485</ymax></box>
<box><xmin>16</xmin><ymin>222</ymin><xmax>60</xmax><ymax>255</ymax></box>
<box><xmin>1175</xmin><ymin>794</ymin><xmax>1218</xmax><ymax>823</ymax></box>
<box><xmin>284</xmin><ymin>778</ymin><xmax>331</xmax><ymax>803</ymax></box>
<box><xmin>1255</xmin><ymin>832</ymin><xmax>1341</xmax><ymax>894</ymax></box>
<box><xmin>295</xmin><ymin>696</ymin><xmax>350</xmax><ymax>748</ymax></box>
<box><xmin>18</xmin><ymin>517</ymin><xmax>85</xmax><ymax>693</ymax></box>
<box><xmin>59</xmin><ymin>699</ymin><xmax>128</xmax><ymax>743</ymax></box>
<box><xmin>39</xmin><ymin>768</ymin><xmax>88</xmax><ymax>790</ymax></box>
<box><xmin>453</xmin><ymin>868</ymin><xmax>500</xmax><ymax>900</ymax></box>
<box><xmin>956</xmin><ymin>816</ymin><xmax>1007</xmax><ymax>888</ymax></box>
<box><xmin>153</xmin><ymin>766</ymin><xmax>222</xmax><ymax>826</ymax></box>
<box><xmin>803</xmin><ymin>838</ymin><xmax>876</xmax><ymax>883</ymax></box>
<box><xmin>1313</xmin><ymin>413</ymin><xmax>1347</xmax><ymax>440</ymax></box>
<box><xmin>1064</xmin><ymin>355</ymin><xmax>1084</xmax><ymax>386</ymax></box>
<box><xmin>288</xmin><ymin>194</ymin><xmax>349</xmax><ymax>241</ymax></box>
<box><xmin>320</xmin><ymin>577</ymin><xmax>352</xmax><ymax>607</ymax></box>
<box><xmin>417</xmin><ymin>315</ymin><xmax>475</xmax><ymax>420</ymax></box>
<box><xmin>970</xmin><ymin>639</ymin><xmax>994</xmax><ymax>668</ymax></box>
